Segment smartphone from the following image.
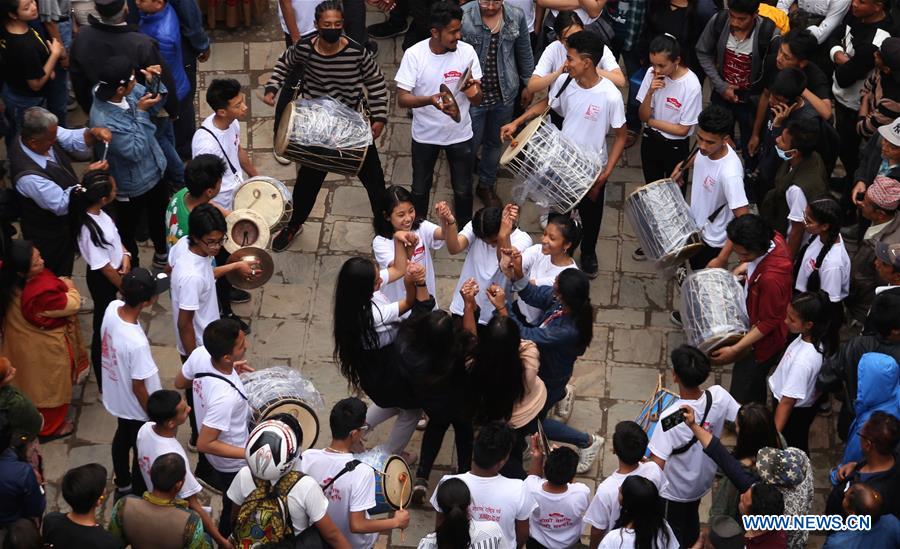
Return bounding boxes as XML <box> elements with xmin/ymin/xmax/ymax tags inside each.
<box><xmin>101</xmin><ymin>141</ymin><xmax>109</xmax><ymax>162</ymax></box>
<box><xmin>661</xmin><ymin>409</ymin><xmax>686</xmax><ymax>431</ymax></box>
<box><xmin>148</xmin><ymin>75</ymin><xmax>160</xmax><ymax>98</ymax></box>
<box><xmin>536</xmin><ymin>420</ymin><xmax>551</xmax><ymax>457</ymax></box>
<box><xmin>856</xmin><ymin>191</ymin><xmax>866</xmax><ymax>203</ymax></box>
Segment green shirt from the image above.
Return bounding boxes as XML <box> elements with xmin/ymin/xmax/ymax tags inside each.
<box><xmin>166</xmin><ymin>188</ymin><xmax>190</xmax><ymax>249</ymax></box>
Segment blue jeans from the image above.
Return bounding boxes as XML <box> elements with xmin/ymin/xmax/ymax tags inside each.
<box><xmin>541</xmin><ymin>381</ymin><xmax>590</xmax><ymax>448</ymax></box>
<box><xmin>155</xmin><ymin>117</ymin><xmax>185</xmax><ymax>188</ymax></box>
<box><xmin>2</xmin><ymin>86</ymin><xmax>45</xmax><ymax>148</ymax></box>
<box><xmin>411</xmin><ymin>138</ymin><xmax>474</xmax><ymax>227</ymax></box>
<box><xmin>470</xmin><ymin>98</ymin><xmax>515</xmax><ymax>189</ymax></box>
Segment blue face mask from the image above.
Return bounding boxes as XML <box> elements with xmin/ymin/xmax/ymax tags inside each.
<box><xmin>775</xmin><ymin>145</ymin><xmax>795</xmax><ymax>161</ymax></box>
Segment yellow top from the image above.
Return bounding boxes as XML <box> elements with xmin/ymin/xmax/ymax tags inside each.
<box><xmin>758</xmin><ymin>4</ymin><xmax>790</xmax><ymax>35</ymax></box>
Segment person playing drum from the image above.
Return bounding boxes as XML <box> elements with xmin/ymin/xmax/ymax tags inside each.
<box><xmin>501</xmin><ymin>30</ymin><xmax>627</xmax><ymax>278</ymax></box>
<box><xmin>263</xmin><ymin>0</ymin><xmax>391</xmax><ymax>253</ymax></box>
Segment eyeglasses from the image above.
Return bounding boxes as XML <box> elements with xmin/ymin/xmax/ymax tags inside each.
<box><xmin>201</xmin><ymin>235</ymin><xmax>228</xmax><ymax>248</ymax></box>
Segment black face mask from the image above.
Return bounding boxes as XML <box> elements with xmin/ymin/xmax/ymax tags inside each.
<box><xmin>318</xmin><ymin>28</ymin><xmax>342</xmax><ymax>43</ymax></box>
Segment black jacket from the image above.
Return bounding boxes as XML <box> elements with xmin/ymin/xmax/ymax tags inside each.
<box><xmin>69</xmin><ymin>15</ymin><xmax>179</xmax><ymax>117</ymax></box>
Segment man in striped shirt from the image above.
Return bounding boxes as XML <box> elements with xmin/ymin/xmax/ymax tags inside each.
<box><xmin>264</xmin><ymin>0</ymin><xmax>390</xmax><ymax>252</ymax></box>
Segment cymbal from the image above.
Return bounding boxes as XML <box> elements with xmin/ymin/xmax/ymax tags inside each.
<box><xmin>226</xmin><ymin>247</ymin><xmax>274</xmax><ymax>290</ymax></box>
<box><xmin>439</xmin><ymin>84</ymin><xmax>460</xmax><ymax>123</ymax></box>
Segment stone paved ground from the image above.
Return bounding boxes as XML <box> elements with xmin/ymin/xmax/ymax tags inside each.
<box><xmin>31</xmin><ymin>3</ymin><xmax>840</xmax><ymax>546</ymax></box>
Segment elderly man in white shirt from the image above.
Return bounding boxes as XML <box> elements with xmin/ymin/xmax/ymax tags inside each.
<box><xmin>8</xmin><ymin>107</ymin><xmax>110</xmax><ymax>276</ymax></box>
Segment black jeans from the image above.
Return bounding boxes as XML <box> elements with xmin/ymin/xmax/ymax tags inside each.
<box><xmin>710</xmin><ymin>93</ymin><xmax>757</xmax><ymax>161</ymax></box>
<box><xmin>86</xmin><ymin>267</ymin><xmax>119</xmax><ymax>392</ymax></box>
<box><xmin>577</xmin><ymin>186</ymin><xmax>607</xmax><ymax>259</ymax></box>
<box><xmin>219</xmin><ymin>469</ymin><xmax>239</xmax><ymax>537</ymax></box>
<box><xmin>411</xmin><ymin>139</ymin><xmax>474</xmax><ymax>228</ymax></box>
<box><xmin>416</xmin><ymin>415</ymin><xmax>474</xmax><ymax>481</ymax></box>
<box><xmin>780</xmin><ymin>403</ymin><xmax>818</xmax><ymax>455</ymax></box>
<box><xmin>214</xmin><ymin>248</ymin><xmax>235</xmax><ymax>316</ymax></box>
<box><xmin>688</xmin><ymin>243</ymin><xmax>723</xmax><ymax>271</ymax></box>
<box><xmin>641</xmin><ymin>130</ymin><xmax>690</xmax><ymax>186</ymax></box>
<box><xmin>664</xmin><ymin>498</ymin><xmax>701</xmax><ymax>547</ymax></box>
<box><xmin>731</xmin><ymin>352</ymin><xmax>781</xmax><ymax>405</ymax></box>
<box><xmin>835</xmin><ymin>101</ymin><xmax>862</xmax><ymax>188</ymax></box>
<box><xmin>342</xmin><ymin>0</ymin><xmax>367</xmax><ymax>45</ymax></box>
<box><xmin>115</xmin><ymin>180</ymin><xmax>169</xmax><ymax>262</ymax></box>
<box><xmin>288</xmin><ymin>143</ymin><xmax>384</xmax><ymax>228</ymax></box>
<box><xmin>173</xmin><ymin>60</ymin><xmax>197</xmax><ymax>160</ymax></box>
<box><xmin>499</xmin><ymin>418</ymin><xmax>539</xmax><ymax>480</ymax></box>
<box><xmin>112</xmin><ymin>417</ymin><xmax>147</xmax><ymax>494</ymax></box>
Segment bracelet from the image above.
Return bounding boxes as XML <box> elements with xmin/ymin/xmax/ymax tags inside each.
<box><xmin>122</xmin><ymin>251</ymin><xmax>132</xmax><ymax>257</ymax></box>
<box><xmin>414</xmin><ymin>282</ymin><xmax>427</xmax><ymax>287</ymax></box>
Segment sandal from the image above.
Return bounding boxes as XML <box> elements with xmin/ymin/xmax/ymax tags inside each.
<box><xmin>39</xmin><ymin>420</ymin><xmax>75</xmax><ymax>443</ymax></box>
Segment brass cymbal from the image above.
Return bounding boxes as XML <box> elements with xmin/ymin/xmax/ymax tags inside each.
<box><xmin>225</xmin><ymin>247</ymin><xmax>274</xmax><ymax>290</ymax></box>
<box><xmin>439</xmin><ymin>84</ymin><xmax>460</xmax><ymax>123</ymax></box>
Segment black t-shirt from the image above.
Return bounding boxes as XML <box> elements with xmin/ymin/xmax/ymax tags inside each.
<box><xmin>764</xmin><ymin>57</ymin><xmax>832</xmax><ymax>101</ymax></box>
<box><xmin>41</xmin><ymin>512</ymin><xmax>124</xmax><ymax>549</ymax></box>
<box><xmin>0</xmin><ymin>25</ymin><xmax>49</xmax><ymax>96</ymax></box>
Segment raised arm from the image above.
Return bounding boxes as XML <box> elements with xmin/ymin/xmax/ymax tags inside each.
<box><xmin>435</xmin><ymin>201</ymin><xmax>468</xmax><ymax>254</ymax></box>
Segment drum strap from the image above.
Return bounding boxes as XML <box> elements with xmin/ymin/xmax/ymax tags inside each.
<box><xmin>670</xmin><ymin>390</ymin><xmax>712</xmax><ymax>456</ymax></box>
<box><xmin>195</xmin><ymin>372</ymin><xmax>249</xmax><ymax>401</ymax></box>
<box><xmin>544</xmin><ymin>74</ymin><xmax>574</xmax><ymax>117</ymax></box>
<box><xmin>198</xmin><ymin>127</ymin><xmax>238</xmax><ymax>176</ymax></box>
<box><xmin>320</xmin><ymin>459</ymin><xmax>362</xmax><ymax>492</ymax></box>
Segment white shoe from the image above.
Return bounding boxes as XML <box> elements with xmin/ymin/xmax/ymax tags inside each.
<box><xmin>554</xmin><ymin>384</ymin><xmax>576</xmax><ymax>423</ymax></box>
<box><xmin>273</xmin><ymin>151</ymin><xmax>291</xmax><ymax>165</ymax></box>
<box><xmin>576</xmin><ymin>434</ymin><xmax>604</xmax><ymax>474</ymax></box>
<box><xmin>539</xmin><ymin>212</ymin><xmax>549</xmax><ymax>229</ymax></box>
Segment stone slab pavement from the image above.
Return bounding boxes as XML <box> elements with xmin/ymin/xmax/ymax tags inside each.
<box><xmin>31</xmin><ymin>3</ymin><xmax>839</xmax><ymax>547</ymax></box>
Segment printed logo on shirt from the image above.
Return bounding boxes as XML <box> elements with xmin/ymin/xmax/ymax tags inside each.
<box><xmin>665</xmin><ymin>96</ymin><xmax>682</xmax><ymax>110</ymax></box>
<box><xmin>444</xmin><ymin>70</ymin><xmax>462</xmax><ymax>85</ymax></box>
<box><xmin>702</xmin><ymin>175</ymin><xmax>718</xmax><ymax>191</ymax></box>
<box><xmin>138</xmin><ymin>454</ymin><xmax>151</xmax><ymax>476</ymax></box>
<box><xmin>539</xmin><ymin>511</ymin><xmax>574</xmax><ymax>530</ymax></box>
<box><xmin>472</xmin><ymin>504</ymin><xmax>502</xmax><ymax>522</ymax></box>
<box><xmin>192</xmin><ymin>379</ymin><xmax>207</xmax><ymax>409</ymax></box>
<box><xmin>323</xmin><ymin>481</ymin><xmax>343</xmax><ymax>503</ymax></box>
<box><xmin>411</xmin><ymin>244</ymin><xmax>426</xmax><ymax>263</ymax></box>
<box><xmin>100</xmin><ymin>331</ymin><xmax>119</xmax><ymax>381</ymax></box>
<box><xmin>807</xmin><ymin>257</ymin><xmax>818</xmax><ymax>271</ymax></box>
<box><xmin>584</xmin><ymin>104</ymin><xmax>601</xmax><ymax>121</ymax></box>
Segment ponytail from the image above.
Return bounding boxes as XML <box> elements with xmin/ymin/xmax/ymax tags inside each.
<box><xmin>791</xmin><ymin>291</ymin><xmax>839</xmax><ymax>357</ymax></box>
<box><xmin>69</xmin><ymin>170</ymin><xmax>114</xmax><ymax>250</ymax></box>
<box><xmin>434</xmin><ymin>478</ymin><xmax>472</xmax><ymax>549</ymax></box>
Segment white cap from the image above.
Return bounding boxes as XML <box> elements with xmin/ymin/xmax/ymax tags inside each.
<box><xmin>879</xmin><ymin>117</ymin><xmax>900</xmax><ymax>148</ymax></box>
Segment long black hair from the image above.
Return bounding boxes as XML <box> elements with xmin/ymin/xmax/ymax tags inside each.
<box><xmin>373</xmin><ymin>185</ymin><xmax>422</xmax><ymax>239</ymax></box>
<box><xmin>557</xmin><ymin>269</ymin><xmax>593</xmax><ymax>351</ymax></box>
<box><xmin>333</xmin><ymin>257</ymin><xmax>378</xmax><ymax>392</ymax></box>
<box><xmin>791</xmin><ymin>290</ymin><xmax>839</xmax><ymax>357</ymax></box>
<box><xmin>800</xmin><ymin>197</ymin><xmax>842</xmax><ymax>294</ymax></box>
<box><xmin>546</xmin><ymin>214</ymin><xmax>582</xmax><ymax>257</ymax></box>
<box><xmin>733</xmin><ymin>403</ymin><xmax>781</xmax><ymax>460</ymax></box>
<box><xmin>613</xmin><ymin>476</ymin><xmax>671</xmax><ymax>549</ymax></box>
<box><xmin>435</xmin><ymin>478</ymin><xmax>472</xmax><ymax>549</ymax></box>
<box><xmin>397</xmin><ymin>309</ymin><xmax>474</xmax><ymax>392</ymax></box>
<box><xmin>552</xmin><ymin>10</ymin><xmax>583</xmax><ymax>38</ymax></box>
<box><xmin>471</xmin><ymin>316</ymin><xmax>526</xmax><ymax>423</ymax></box>
<box><xmin>0</xmin><ymin>240</ymin><xmax>35</xmax><ymax>329</ymax></box>
<box><xmin>69</xmin><ymin>170</ymin><xmax>114</xmax><ymax>250</ymax></box>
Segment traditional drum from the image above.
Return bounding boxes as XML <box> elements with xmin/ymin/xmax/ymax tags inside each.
<box><xmin>224</xmin><ymin>209</ymin><xmax>271</xmax><ymax>253</ymax></box>
<box><xmin>354</xmin><ymin>447</ymin><xmax>412</xmax><ymax>515</ymax></box>
<box><xmin>680</xmin><ymin>268</ymin><xmax>750</xmax><ymax>354</ymax></box>
<box><xmin>274</xmin><ymin>96</ymin><xmax>371</xmax><ymax>176</ymax></box>
<box><xmin>233</xmin><ymin>177</ymin><xmax>293</xmax><ymax>233</ymax></box>
<box><xmin>625</xmin><ymin>178</ymin><xmax>704</xmax><ymax>267</ymax></box>
<box><xmin>636</xmin><ymin>374</ymin><xmax>679</xmax><ymax>456</ymax></box>
<box><xmin>241</xmin><ymin>366</ymin><xmax>324</xmax><ymax>451</ymax></box>
<box><xmin>499</xmin><ymin>115</ymin><xmax>603</xmax><ymax>213</ymax></box>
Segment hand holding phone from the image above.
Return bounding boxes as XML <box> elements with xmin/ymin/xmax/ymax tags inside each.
<box><xmin>661</xmin><ymin>409</ymin><xmax>685</xmax><ymax>431</ymax></box>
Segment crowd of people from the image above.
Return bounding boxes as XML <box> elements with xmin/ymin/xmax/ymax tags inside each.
<box><xmin>1</xmin><ymin>0</ymin><xmax>900</xmax><ymax>547</ymax></box>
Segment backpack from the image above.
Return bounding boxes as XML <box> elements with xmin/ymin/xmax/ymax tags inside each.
<box><xmin>231</xmin><ymin>471</ymin><xmax>304</xmax><ymax>549</ymax></box>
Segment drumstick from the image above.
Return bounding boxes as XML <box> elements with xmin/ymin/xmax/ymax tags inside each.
<box><xmin>398</xmin><ymin>472</ymin><xmax>409</xmax><ymax>542</ymax></box>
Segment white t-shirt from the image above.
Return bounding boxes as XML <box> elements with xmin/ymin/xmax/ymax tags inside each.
<box><xmin>523</xmin><ymin>475</ymin><xmax>590</xmax><ymax>548</ymax></box>
<box><xmin>192</xmin><ymin>115</ymin><xmax>243</xmax><ymax>211</ymax></box>
<box><xmin>689</xmin><ymin>146</ymin><xmax>748</xmax><ymax>248</ymax></box>
<box><xmin>430</xmin><ymin>472</ymin><xmax>537</xmax><ymax>548</ymax></box>
<box><xmin>136</xmin><ymin>422</ymin><xmax>203</xmax><ymax>499</ymax></box>
<box><xmin>181</xmin><ymin>347</ymin><xmax>249</xmax><ymax>473</ymax></box>
<box><xmin>785</xmin><ymin>185</ymin><xmax>808</xmax><ymax>228</ymax></box>
<box><xmin>636</xmin><ymin>68</ymin><xmax>702</xmax><ymax>140</ymax></box>
<box><xmin>371</xmin><ymin>287</ymin><xmax>402</xmax><ymax>349</ymax></box>
<box><xmin>449</xmin><ymin>223</ymin><xmax>533</xmax><ymax>324</ymax></box>
<box><xmin>395</xmin><ymin>39</ymin><xmax>483</xmax><ymax>145</ymax></box>
<box><xmin>170</xmin><ymin>241</ymin><xmax>220</xmax><ymax>356</ymax></box>
<box><xmin>533</xmin><ymin>40</ymin><xmax>619</xmax><ymax>77</ymax></box>
<box><xmin>373</xmin><ymin>221</ymin><xmax>444</xmax><ymax>309</ymax></box>
<box><xmin>299</xmin><ymin>449</ymin><xmax>377</xmax><ymax>549</ymax></box>
<box><xmin>647</xmin><ymin>385</ymin><xmax>741</xmax><ymax>502</ymax></box>
<box><xmin>277</xmin><ymin>0</ymin><xmax>317</xmax><ymax>36</ymax></box>
<box><xmin>550</xmin><ymin>73</ymin><xmax>626</xmax><ymax>165</ymax></box>
<box><xmin>583</xmin><ymin>462</ymin><xmax>665</xmax><ymax>532</ymax></box>
<box><xmin>516</xmin><ymin>244</ymin><xmax>577</xmax><ymax>325</ymax></box>
<box><xmin>506</xmin><ymin>0</ymin><xmax>535</xmax><ymax>32</ymax></box>
<box><xmin>795</xmin><ymin>236</ymin><xmax>851</xmax><ymax>302</ymax></box>
<box><xmin>100</xmin><ymin>300</ymin><xmax>161</xmax><ymax>421</ymax></box>
<box><xmin>227</xmin><ymin>467</ymin><xmax>329</xmax><ymax>533</ymax></box>
<box><xmin>417</xmin><ymin>521</ymin><xmax>505</xmax><ymax>549</ymax></box>
<box><xmin>768</xmin><ymin>337</ymin><xmax>822</xmax><ymax>408</ymax></box>
<box><xmin>598</xmin><ymin>524</ymin><xmax>679</xmax><ymax>549</ymax></box>
<box><xmin>77</xmin><ymin>210</ymin><xmax>125</xmax><ymax>270</ymax></box>
<box><xmin>549</xmin><ymin>8</ymin><xmax>598</xmax><ymax>24</ymax></box>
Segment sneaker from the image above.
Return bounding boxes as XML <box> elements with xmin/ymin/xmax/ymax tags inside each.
<box><xmin>576</xmin><ymin>434</ymin><xmax>604</xmax><ymax>474</ymax></box>
<box><xmin>273</xmin><ymin>151</ymin><xmax>292</xmax><ymax>165</ymax></box>
<box><xmin>416</xmin><ymin>413</ymin><xmax>429</xmax><ymax>431</ymax></box>
<box><xmin>272</xmin><ymin>225</ymin><xmax>302</xmax><ymax>252</ymax></box>
<box><xmin>476</xmin><ymin>184</ymin><xmax>502</xmax><ymax>208</ymax></box>
<box><xmin>674</xmin><ymin>265</ymin><xmax>688</xmax><ymax>286</ymax></box>
<box><xmin>554</xmin><ymin>384</ymin><xmax>576</xmax><ymax>423</ymax></box>
<box><xmin>367</xmin><ymin>19</ymin><xmax>410</xmax><ymax>39</ymax></box>
<box><xmin>632</xmin><ymin>247</ymin><xmax>647</xmax><ymax>261</ymax></box>
<box><xmin>411</xmin><ymin>477</ymin><xmax>428</xmax><ymax>505</ymax></box>
<box><xmin>670</xmin><ymin>310</ymin><xmax>683</xmax><ymax>327</ymax></box>
<box><xmin>229</xmin><ymin>288</ymin><xmax>251</xmax><ymax>304</ymax></box>
<box><xmin>224</xmin><ymin>312</ymin><xmax>251</xmax><ymax>334</ymax></box>
<box><xmin>151</xmin><ymin>252</ymin><xmax>168</xmax><ymax>274</ymax></box>
<box><xmin>581</xmin><ymin>254</ymin><xmax>599</xmax><ymax>278</ymax></box>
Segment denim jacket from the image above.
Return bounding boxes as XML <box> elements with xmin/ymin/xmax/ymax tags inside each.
<box><xmin>89</xmin><ymin>83</ymin><xmax>167</xmax><ymax>198</ymax></box>
<box><xmin>461</xmin><ymin>2</ymin><xmax>534</xmax><ymax>104</ymax></box>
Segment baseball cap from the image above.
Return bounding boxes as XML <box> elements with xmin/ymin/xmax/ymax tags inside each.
<box><xmin>121</xmin><ymin>268</ymin><xmax>170</xmax><ymax>303</ymax></box>
<box><xmin>878</xmin><ymin>116</ymin><xmax>900</xmax><ymax>148</ymax></box>
<box><xmin>866</xmin><ymin>176</ymin><xmax>900</xmax><ymax>211</ymax></box>
<box><xmin>94</xmin><ymin>56</ymin><xmax>135</xmax><ymax>101</ymax></box>
<box><xmin>880</xmin><ymin>37</ymin><xmax>900</xmax><ymax>82</ymax></box>
<box><xmin>756</xmin><ymin>447</ymin><xmax>806</xmax><ymax>488</ymax></box>
<box><xmin>875</xmin><ymin>240</ymin><xmax>900</xmax><ymax>269</ymax></box>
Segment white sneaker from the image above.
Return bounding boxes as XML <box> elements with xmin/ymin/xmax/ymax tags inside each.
<box><xmin>554</xmin><ymin>384</ymin><xmax>576</xmax><ymax>423</ymax></box>
<box><xmin>576</xmin><ymin>434</ymin><xmax>604</xmax><ymax>474</ymax></box>
<box><xmin>273</xmin><ymin>151</ymin><xmax>291</xmax><ymax>165</ymax></box>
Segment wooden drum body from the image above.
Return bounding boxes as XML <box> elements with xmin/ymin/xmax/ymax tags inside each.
<box><xmin>625</xmin><ymin>178</ymin><xmax>703</xmax><ymax>268</ymax></box>
<box><xmin>241</xmin><ymin>366</ymin><xmax>324</xmax><ymax>451</ymax></box>
<box><xmin>680</xmin><ymin>268</ymin><xmax>750</xmax><ymax>354</ymax></box>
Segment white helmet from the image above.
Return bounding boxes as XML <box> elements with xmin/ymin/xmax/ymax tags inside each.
<box><xmin>245</xmin><ymin>419</ymin><xmax>300</xmax><ymax>482</ymax></box>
